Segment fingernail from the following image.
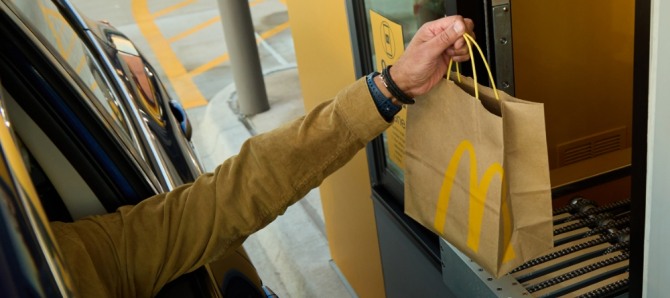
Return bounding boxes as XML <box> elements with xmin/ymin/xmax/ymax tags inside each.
<box><xmin>454</xmin><ymin>21</ymin><xmax>464</xmax><ymax>34</ymax></box>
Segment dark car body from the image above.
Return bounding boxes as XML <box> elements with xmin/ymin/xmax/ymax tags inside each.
<box><xmin>0</xmin><ymin>0</ymin><xmax>268</xmax><ymax>296</ymax></box>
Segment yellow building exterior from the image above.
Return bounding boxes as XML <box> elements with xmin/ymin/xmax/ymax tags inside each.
<box><xmin>286</xmin><ymin>0</ymin><xmax>386</xmax><ymax>297</ymax></box>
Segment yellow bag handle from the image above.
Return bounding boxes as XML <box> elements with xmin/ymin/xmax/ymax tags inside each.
<box><xmin>447</xmin><ymin>33</ymin><xmax>500</xmax><ymax>100</ymax></box>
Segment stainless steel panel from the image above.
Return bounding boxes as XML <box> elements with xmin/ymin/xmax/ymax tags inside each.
<box><xmin>491</xmin><ymin>3</ymin><xmax>515</xmax><ymax>95</ymax></box>
<box><xmin>440</xmin><ymin>240</ymin><xmax>529</xmax><ymax>297</ymax></box>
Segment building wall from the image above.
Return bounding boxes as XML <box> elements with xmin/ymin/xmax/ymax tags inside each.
<box><xmin>645</xmin><ymin>0</ymin><xmax>670</xmax><ymax>296</ymax></box>
<box><xmin>285</xmin><ymin>1</ymin><xmax>386</xmax><ymax>297</ymax></box>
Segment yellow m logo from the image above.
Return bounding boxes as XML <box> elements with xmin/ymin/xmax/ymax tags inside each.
<box><xmin>433</xmin><ymin>140</ymin><xmax>515</xmax><ymax>263</ymax></box>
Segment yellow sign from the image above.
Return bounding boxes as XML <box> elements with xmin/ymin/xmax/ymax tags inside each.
<box><xmin>369</xmin><ymin>10</ymin><xmax>407</xmax><ymax>169</ymax></box>
<box><xmin>434</xmin><ymin>140</ymin><xmax>515</xmax><ymax>263</ymax></box>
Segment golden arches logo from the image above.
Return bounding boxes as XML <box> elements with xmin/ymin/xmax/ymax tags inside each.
<box><xmin>433</xmin><ymin>140</ymin><xmax>515</xmax><ymax>263</ymax></box>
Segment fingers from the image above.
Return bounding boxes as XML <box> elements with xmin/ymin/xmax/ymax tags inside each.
<box><xmin>448</xmin><ymin>43</ymin><xmax>472</xmax><ymax>62</ymax></box>
<box><xmin>419</xmin><ymin>17</ymin><xmax>466</xmax><ymax>58</ymax></box>
<box><xmin>451</xmin><ymin>54</ymin><xmax>471</xmax><ymax>63</ymax></box>
<box><xmin>390</xmin><ymin>15</ymin><xmax>474</xmax><ymax>96</ymax></box>
<box><xmin>445</xmin><ymin>18</ymin><xmax>475</xmax><ymax>62</ymax></box>
<box><xmin>447</xmin><ymin>44</ymin><xmax>469</xmax><ymax>56</ymax></box>
<box><xmin>420</xmin><ymin>15</ymin><xmax>463</xmax><ymax>38</ymax></box>
<box><xmin>451</xmin><ymin>18</ymin><xmax>474</xmax><ymax>51</ymax></box>
<box><xmin>436</xmin><ymin>17</ymin><xmax>465</xmax><ymax>47</ymax></box>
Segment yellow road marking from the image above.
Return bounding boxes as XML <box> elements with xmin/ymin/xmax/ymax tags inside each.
<box><xmin>90</xmin><ymin>80</ymin><xmax>99</xmax><ymax>92</ymax></box>
<box><xmin>168</xmin><ymin>16</ymin><xmax>220</xmax><ymax>43</ymax></box>
<box><xmin>75</xmin><ymin>54</ymin><xmax>86</xmax><ymax>74</ymax></box>
<box><xmin>259</xmin><ymin>21</ymin><xmax>289</xmax><ymax>39</ymax></box>
<box><xmin>249</xmin><ymin>0</ymin><xmax>265</xmax><ymax>6</ymax></box>
<box><xmin>189</xmin><ymin>52</ymin><xmax>230</xmax><ymax>77</ymax></box>
<box><xmin>63</xmin><ymin>30</ymin><xmax>77</xmax><ymax>60</ymax></box>
<box><xmin>132</xmin><ymin>0</ymin><xmax>207</xmax><ymax>109</ymax></box>
<box><xmin>41</xmin><ymin>8</ymin><xmax>78</xmax><ymax>61</ymax></box>
<box><xmin>188</xmin><ymin>21</ymin><xmax>290</xmax><ymax>77</ymax></box>
<box><xmin>40</xmin><ymin>4</ymin><xmax>64</xmax><ymax>53</ymax></box>
<box><xmin>133</xmin><ymin>0</ymin><xmax>286</xmax><ymax>108</ymax></box>
<box><xmin>43</xmin><ymin>5</ymin><xmax>81</xmax><ymax>62</ymax></box>
<box><xmin>167</xmin><ymin>0</ymin><xmax>266</xmax><ymax>43</ymax></box>
<box><xmin>152</xmin><ymin>0</ymin><xmax>196</xmax><ymax>19</ymax></box>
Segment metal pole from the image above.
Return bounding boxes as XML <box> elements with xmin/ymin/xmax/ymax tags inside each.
<box><xmin>217</xmin><ymin>0</ymin><xmax>269</xmax><ymax>115</ymax></box>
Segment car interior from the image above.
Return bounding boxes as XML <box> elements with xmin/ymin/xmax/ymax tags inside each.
<box><xmin>2</xmin><ymin>86</ymin><xmax>106</xmax><ymax>222</ymax></box>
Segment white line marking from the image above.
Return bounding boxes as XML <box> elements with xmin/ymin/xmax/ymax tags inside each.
<box><xmin>255</xmin><ymin>32</ymin><xmax>289</xmax><ymax>66</ymax></box>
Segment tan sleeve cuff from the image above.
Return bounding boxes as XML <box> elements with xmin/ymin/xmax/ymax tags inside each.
<box><xmin>335</xmin><ymin>77</ymin><xmax>393</xmax><ymax>143</ymax></box>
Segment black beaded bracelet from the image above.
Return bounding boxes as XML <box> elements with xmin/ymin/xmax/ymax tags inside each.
<box><xmin>381</xmin><ymin>65</ymin><xmax>415</xmax><ymax>104</ymax></box>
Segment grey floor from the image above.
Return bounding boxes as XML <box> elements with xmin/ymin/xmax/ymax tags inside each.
<box><xmin>70</xmin><ymin>0</ymin><xmax>353</xmax><ymax>297</ymax></box>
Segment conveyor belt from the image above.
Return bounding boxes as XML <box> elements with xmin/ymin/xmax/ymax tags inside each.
<box><xmin>514</xmin><ymin>197</ymin><xmax>631</xmax><ymax>297</ymax></box>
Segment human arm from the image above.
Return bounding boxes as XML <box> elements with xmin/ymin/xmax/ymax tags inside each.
<box><xmin>49</xmin><ymin>79</ymin><xmax>391</xmax><ymax>296</ymax></box>
<box><xmin>49</xmin><ymin>15</ymin><xmax>473</xmax><ymax>297</ymax></box>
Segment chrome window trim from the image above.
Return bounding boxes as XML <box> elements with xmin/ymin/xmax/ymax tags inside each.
<box><xmin>87</xmin><ymin>31</ymin><xmax>177</xmax><ymax>190</ymax></box>
<box><xmin>58</xmin><ymin>0</ymin><xmax>204</xmax><ymax>188</ymax></box>
<box><xmin>52</xmin><ymin>0</ymin><xmax>153</xmax><ymax>173</ymax></box>
<box><xmin>83</xmin><ymin>23</ymin><xmax>204</xmax><ymax>189</ymax></box>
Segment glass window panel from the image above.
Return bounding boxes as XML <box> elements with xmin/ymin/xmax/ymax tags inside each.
<box><xmin>8</xmin><ymin>0</ymin><xmax>134</xmax><ymax>143</ymax></box>
<box><xmin>364</xmin><ymin>0</ymin><xmax>445</xmax><ymax>182</ymax></box>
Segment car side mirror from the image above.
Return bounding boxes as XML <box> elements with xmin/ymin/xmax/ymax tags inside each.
<box><xmin>169</xmin><ymin>100</ymin><xmax>192</xmax><ymax>140</ymax></box>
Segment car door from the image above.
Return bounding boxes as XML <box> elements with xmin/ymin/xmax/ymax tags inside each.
<box><xmin>0</xmin><ymin>1</ymin><xmax>223</xmax><ymax>296</ymax></box>
<box><xmin>0</xmin><ymin>1</ymin><xmax>266</xmax><ymax>296</ymax></box>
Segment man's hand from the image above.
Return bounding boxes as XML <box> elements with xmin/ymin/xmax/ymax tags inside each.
<box><xmin>389</xmin><ymin>16</ymin><xmax>474</xmax><ymax>99</ymax></box>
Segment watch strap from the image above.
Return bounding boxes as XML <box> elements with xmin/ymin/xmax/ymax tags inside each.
<box><xmin>366</xmin><ymin>72</ymin><xmax>402</xmax><ymax>122</ymax></box>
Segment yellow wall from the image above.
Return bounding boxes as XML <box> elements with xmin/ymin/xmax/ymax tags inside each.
<box><xmin>285</xmin><ymin>1</ymin><xmax>386</xmax><ymax>297</ymax></box>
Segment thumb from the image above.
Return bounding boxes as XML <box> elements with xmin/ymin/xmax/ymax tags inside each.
<box><xmin>424</xmin><ymin>20</ymin><xmax>466</xmax><ymax>57</ymax></box>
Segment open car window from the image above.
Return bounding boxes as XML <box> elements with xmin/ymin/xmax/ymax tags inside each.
<box><xmin>0</xmin><ymin>79</ymin><xmax>75</xmax><ymax>296</ymax></box>
<box><xmin>2</xmin><ymin>84</ymin><xmax>105</xmax><ymax>221</ymax></box>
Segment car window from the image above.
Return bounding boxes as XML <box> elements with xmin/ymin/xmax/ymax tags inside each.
<box><xmin>0</xmin><ymin>82</ymin><xmax>74</xmax><ymax>296</ymax></box>
<box><xmin>7</xmin><ymin>0</ymin><xmax>134</xmax><ymax>144</ymax></box>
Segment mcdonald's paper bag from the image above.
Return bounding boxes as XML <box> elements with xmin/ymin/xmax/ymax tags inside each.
<box><xmin>404</xmin><ymin>74</ymin><xmax>553</xmax><ymax>278</ymax></box>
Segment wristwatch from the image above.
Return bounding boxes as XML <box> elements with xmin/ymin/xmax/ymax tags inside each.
<box><xmin>366</xmin><ymin>72</ymin><xmax>402</xmax><ymax>122</ymax></box>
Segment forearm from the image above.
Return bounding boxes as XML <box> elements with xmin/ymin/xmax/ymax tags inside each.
<box><xmin>50</xmin><ymin>77</ymin><xmax>391</xmax><ymax>296</ymax></box>
<box><xmin>50</xmin><ymin>13</ymin><xmax>475</xmax><ymax>295</ymax></box>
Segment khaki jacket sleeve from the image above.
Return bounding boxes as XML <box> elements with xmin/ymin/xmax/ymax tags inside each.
<box><xmin>50</xmin><ymin>77</ymin><xmax>392</xmax><ymax>297</ymax></box>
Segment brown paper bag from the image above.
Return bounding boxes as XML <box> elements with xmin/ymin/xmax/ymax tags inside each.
<box><xmin>404</xmin><ymin>35</ymin><xmax>553</xmax><ymax>278</ymax></box>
